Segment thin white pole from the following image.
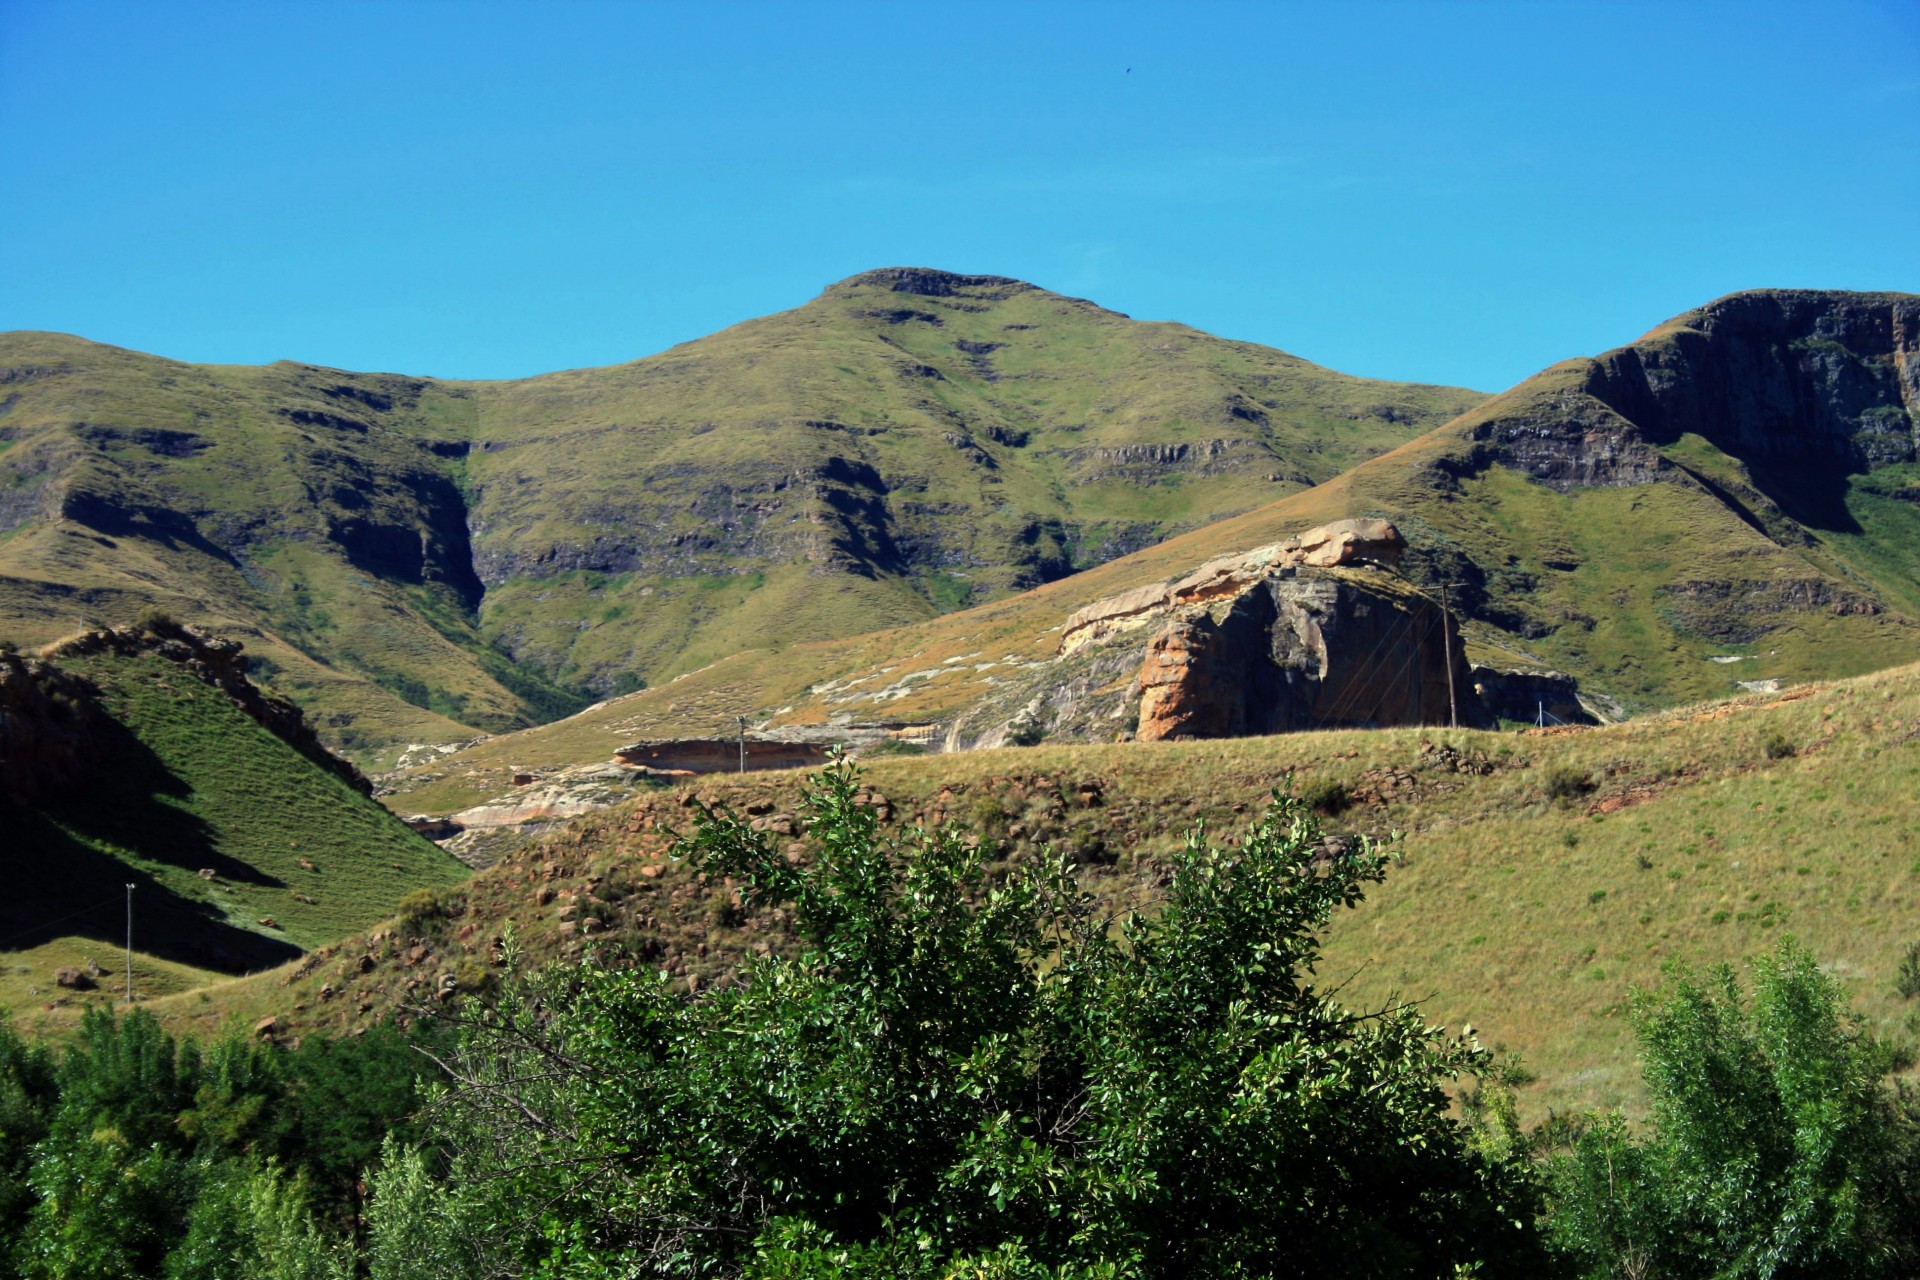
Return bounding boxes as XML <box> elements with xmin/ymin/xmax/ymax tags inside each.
<box><xmin>124</xmin><ymin>884</ymin><xmax>134</xmax><ymax>1003</ymax></box>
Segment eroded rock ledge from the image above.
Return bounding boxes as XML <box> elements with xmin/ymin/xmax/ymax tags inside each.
<box><xmin>948</xmin><ymin>520</ymin><xmax>1600</xmax><ymax>748</ymax></box>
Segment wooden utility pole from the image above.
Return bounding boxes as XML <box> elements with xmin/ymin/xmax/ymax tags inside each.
<box><xmin>1439</xmin><ymin>582</ymin><xmax>1459</xmax><ymax>730</ymax></box>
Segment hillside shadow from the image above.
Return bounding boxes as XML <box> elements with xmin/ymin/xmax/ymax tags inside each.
<box><xmin>1</xmin><ymin>807</ymin><xmax>301</xmax><ymax>973</ymax></box>
<box><xmin>1740</xmin><ymin>459</ymin><xmax>1863</xmax><ymax>536</ymax></box>
<box><xmin>39</xmin><ymin>712</ymin><xmax>285</xmax><ymax>888</ymax></box>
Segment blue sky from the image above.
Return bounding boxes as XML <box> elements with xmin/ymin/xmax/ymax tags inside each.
<box><xmin>3</xmin><ymin>0</ymin><xmax>1916</xmax><ymax>391</ymax></box>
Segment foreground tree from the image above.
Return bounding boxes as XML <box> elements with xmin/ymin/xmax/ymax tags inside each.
<box><xmin>1545</xmin><ymin>941</ymin><xmax>1920</xmax><ymax>1279</ymax></box>
<box><xmin>2</xmin><ymin>1006</ymin><xmax>435</xmax><ymax>1279</ymax></box>
<box><xmin>410</xmin><ymin>757</ymin><xmax>1542</xmax><ymax>1278</ymax></box>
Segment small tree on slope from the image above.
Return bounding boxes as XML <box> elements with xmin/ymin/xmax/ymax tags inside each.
<box><xmin>1545</xmin><ymin>941</ymin><xmax>1920</xmax><ymax>1280</ymax></box>
<box><xmin>408</xmin><ymin>756</ymin><xmax>1542</xmax><ymax>1278</ymax></box>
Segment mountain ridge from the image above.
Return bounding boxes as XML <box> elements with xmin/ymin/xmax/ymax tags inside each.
<box><xmin>0</xmin><ymin>269</ymin><xmax>1484</xmax><ymax>761</ymax></box>
<box><xmin>376</xmin><ymin>286</ymin><xmax>1920</xmax><ymax>816</ymax></box>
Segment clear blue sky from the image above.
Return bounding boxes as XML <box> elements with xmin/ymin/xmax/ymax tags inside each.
<box><xmin>3</xmin><ymin>0</ymin><xmax>1916</xmax><ymax>392</ymax></box>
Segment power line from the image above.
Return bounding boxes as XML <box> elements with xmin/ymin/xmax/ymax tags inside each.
<box><xmin>0</xmin><ymin>895</ymin><xmax>130</xmax><ymax>950</ymax></box>
<box><xmin>1313</xmin><ymin>596</ymin><xmax>1421</xmax><ymax>729</ymax></box>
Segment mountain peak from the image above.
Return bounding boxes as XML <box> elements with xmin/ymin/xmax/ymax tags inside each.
<box><xmin>827</xmin><ymin>267</ymin><xmax>1032</xmax><ymax>298</ymax></box>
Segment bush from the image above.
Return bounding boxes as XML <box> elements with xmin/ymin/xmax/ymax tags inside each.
<box><xmin>1</xmin><ymin>1007</ymin><xmax>440</xmax><ymax>1277</ymax></box>
<box><xmin>133</xmin><ymin>606</ymin><xmax>181</xmax><ymax>636</ymax></box>
<box><xmin>412</xmin><ymin>758</ymin><xmax>1545</xmax><ymax>1277</ymax></box>
<box><xmin>1298</xmin><ymin>776</ymin><xmax>1351</xmax><ymax>816</ymax></box>
<box><xmin>1005</xmin><ymin>716</ymin><xmax>1047</xmax><ymax>747</ymax></box>
<box><xmin>861</xmin><ymin>738</ymin><xmax>927</xmax><ymax>758</ymax></box>
<box><xmin>1542</xmin><ymin>763</ymin><xmax>1595</xmax><ymax>802</ymax></box>
<box><xmin>1544</xmin><ymin>940</ymin><xmax>1920</xmax><ymax>1277</ymax></box>
<box><xmin>1897</xmin><ymin>941</ymin><xmax>1920</xmax><ymax>1001</ymax></box>
<box><xmin>394</xmin><ymin>889</ymin><xmax>445</xmax><ymax>936</ymax></box>
<box><xmin>1763</xmin><ymin>731</ymin><xmax>1798</xmax><ymax>761</ymax></box>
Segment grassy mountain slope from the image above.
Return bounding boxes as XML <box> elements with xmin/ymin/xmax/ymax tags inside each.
<box><xmin>461</xmin><ymin>269</ymin><xmax>1481</xmax><ymax>689</ymax></box>
<box><xmin>0</xmin><ymin>638</ymin><xmax>468</xmax><ymax>1024</ymax></box>
<box><xmin>0</xmin><ymin>331</ymin><xmax>584</xmax><ymax>762</ymax></box>
<box><xmin>0</xmin><ymin>272</ymin><xmax>1480</xmax><ymax>762</ymax></box>
<box><xmin>138</xmin><ymin>659</ymin><xmax>1920</xmax><ymax>1120</ymax></box>
<box><xmin>383</xmin><ymin>288</ymin><xmax>1920</xmax><ymax>814</ymax></box>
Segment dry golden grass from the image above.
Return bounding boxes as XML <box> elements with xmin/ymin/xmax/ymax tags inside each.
<box><xmin>135</xmin><ymin>658</ymin><xmax>1920</xmax><ymax>1122</ymax></box>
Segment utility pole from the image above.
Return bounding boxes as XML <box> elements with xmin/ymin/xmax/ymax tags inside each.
<box><xmin>124</xmin><ymin>884</ymin><xmax>134</xmax><ymax>1004</ymax></box>
<box><xmin>1438</xmin><ymin>582</ymin><xmax>1459</xmax><ymax>730</ymax></box>
<box><xmin>737</xmin><ymin>716</ymin><xmax>747</xmax><ymax>774</ymax></box>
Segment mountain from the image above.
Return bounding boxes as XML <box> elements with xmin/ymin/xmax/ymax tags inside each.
<box><xmin>0</xmin><ymin>270</ymin><xmax>1482</xmax><ymax>763</ymax></box>
<box><xmin>378</xmin><ymin>288</ymin><xmax>1920</xmax><ymax>816</ymax></box>
<box><xmin>0</xmin><ymin>619</ymin><xmax>468</xmax><ymax>1022</ymax></box>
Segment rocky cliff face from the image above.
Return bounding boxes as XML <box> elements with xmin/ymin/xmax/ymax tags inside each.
<box><xmin>0</xmin><ymin>649</ymin><xmax>106</xmax><ymax>806</ymax></box>
<box><xmin>1135</xmin><ymin>569</ymin><xmax>1474</xmax><ymax>741</ymax></box>
<box><xmin>942</xmin><ymin>521</ymin><xmax>1508</xmax><ymax>749</ymax></box>
<box><xmin>1588</xmin><ymin>291</ymin><xmax>1920</xmax><ymax>469</ymax></box>
<box><xmin>1457</xmin><ymin>291</ymin><xmax>1920</xmax><ymax>491</ymax></box>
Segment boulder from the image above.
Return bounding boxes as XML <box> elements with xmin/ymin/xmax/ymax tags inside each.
<box><xmin>1136</xmin><ymin>572</ymin><xmax>1479</xmax><ymax>742</ymax></box>
<box><xmin>1291</xmin><ymin>518</ymin><xmax>1405</xmax><ymax>569</ymax></box>
<box><xmin>1060</xmin><ymin>520</ymin><xmax>1407</xmax><ymax>655</ymax></box>
<box><xmin>53</xmin><ymin>967</ymin><xmax>94</xmax><ymax>990</ymax></box>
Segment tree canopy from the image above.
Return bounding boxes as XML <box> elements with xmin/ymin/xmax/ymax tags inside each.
<box><xmin>411</xmin><ymin>757</ymin><xmax>1541</xmax><ymax>1278</ymax></box>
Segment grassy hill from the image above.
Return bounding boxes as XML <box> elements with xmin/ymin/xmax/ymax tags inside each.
<box><xmin>0</xmin><ymin>270</ymin><xmax>1480</xmax><ymax>763</ymax></box>
<box><xmin>0</xmin><ymin>628</ymin><xmax>468</xmax><ymax>1026</ymax></box>
<box><xmin>133</xmin><ymin>657</ymin><xmax>1920</xmax><ymax>1121</ymax></box>
<box><xmin>381</xmin><ymin>288</ymin><xmax>1920</xmax><ymax>815</ymax></box>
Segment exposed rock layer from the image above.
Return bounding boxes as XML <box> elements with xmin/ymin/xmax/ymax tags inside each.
<box><xmin>1462</xmin><ymin>291</ymin><xmax>1920</xmax><ymax>491</ymax></box>
<box><xmin>1135</xmin><ymin>569</ymin><xmax>1477</xmax><ymax>741</ymax></box>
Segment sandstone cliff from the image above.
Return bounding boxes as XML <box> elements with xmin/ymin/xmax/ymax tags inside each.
<box><xmin>1133</xmin><ymin>567</ymin><xmax>1475</xmax><ymax>741</ymax></box>
<box><xmin>940</xmin><ymin>521</ymin><xmax>1507</xmax><ymax>748</ymax></box>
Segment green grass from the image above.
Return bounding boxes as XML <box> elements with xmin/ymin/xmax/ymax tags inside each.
<box><xmin>152</xmin><ymin>657</ymin><xmax>1920</xmax><ymax>1119</ymax></box>
<box><xmin>0</xmin><ymin>648</ymin><xmax>469</xmax><ymax>1022</ymax></box>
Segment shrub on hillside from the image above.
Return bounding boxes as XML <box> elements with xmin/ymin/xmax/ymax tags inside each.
<box><xmin>1897</xmin><ymin>941</ymin><xmax>1920</xmax><ymax>1001</ymax></box>
<box><xmin>861</xmin><ymin>737</ymin><xmax>927</xmax><ymax>758</ymax></box>
<box><xmin>1763</xmin><ymin>731</ymin><xmax>1797</xmax><ymax>761</ymax></box>
<box><xmin>395</xmin><ymin>888</ymin><xmax>448</xmax><ymax>936</ymax></box>
<box><xmin>133</xmin><ymin>606</ymin><xmax>181</xmax><ymax>636</ymax></box>
<box><xmin>1298</xmin><ymin>775</ymin><xmax>1352</xmax><ymax>816</ymax></box>
<box><xmin>1542</xmin><ymin>763</ymin><xmax>1595</xmax><ymax>802</ymax></box>
<box><xmin>395</xmin><ymin>757</ymin><xmax>1545</xmax><ymax>1277</ymax></box>
<box><xmin>1543</xmin><ymin>940</ymin><xmax>1920</xmax><ymax>1278</ymax></box>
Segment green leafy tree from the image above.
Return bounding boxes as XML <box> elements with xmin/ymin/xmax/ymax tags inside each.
<box><xmin>413</xmin><ymin>757</ymin><xmax>1541</xmax><ymax>1277</ymax></box>
<box><xmin>1545</xmin><ymin>940</ymin><xmax>1920</xmax><ymax>1278</ymax></box>
<box><xmin>0</xmin><ymin>1014</ymin><xmax>57</xmax><ymax>1243</ymax></box>
<box><xmin>5</xmin><ymin>1005</ymin><xmax>425</xmax><ymax>1277</ymax></box>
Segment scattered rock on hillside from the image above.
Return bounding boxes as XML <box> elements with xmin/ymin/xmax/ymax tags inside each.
<box><xmin>53</xmin><ymin>967</ymin><xmax>94</xmax><ymax>990</ymax></box>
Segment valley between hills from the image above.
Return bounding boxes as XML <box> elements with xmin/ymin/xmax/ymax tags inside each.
<box><xmin>4</xmin><ymin>270</ymin><xmax>1920</xmax><ymax>1124</ymax></box>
